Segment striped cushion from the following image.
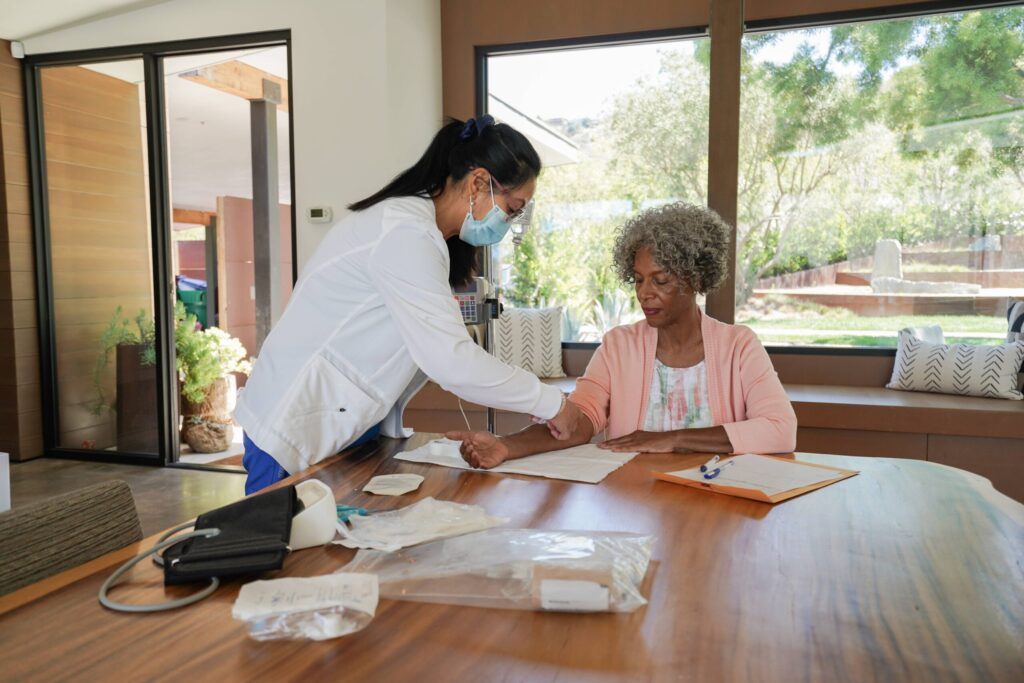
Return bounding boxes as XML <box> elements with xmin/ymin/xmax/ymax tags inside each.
<box><xmin>1008</xmin><ymin>300</ymin><xmax>1024</xmax><ymax>343</ymax></box>
<box><xmin>886</xmin><ymin>332</ymin><xmax>1024</xmax><ymax>400</ymax></box>
<box><xmin>494</xmin><ymin>307</ymin><xmax>566</xmax><ymax>379</ymax></box>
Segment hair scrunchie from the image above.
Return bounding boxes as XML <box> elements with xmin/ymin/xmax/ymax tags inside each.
<box><xmin>459</xmin><ymin>114</ymin><xmax>495</xmax><ymax>141</ymax></box>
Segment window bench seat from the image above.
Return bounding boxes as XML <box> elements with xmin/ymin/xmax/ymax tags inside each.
<box><xmin>787</xmin><ymin>384</ymin><xmax>1024</xmax><ymax>502</ymax></box>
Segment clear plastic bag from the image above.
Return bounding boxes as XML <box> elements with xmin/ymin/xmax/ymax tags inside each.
<box><xmin>339</xmin><ymin>529</ymin><xmax>654</xmax><ymax>613</ymax></box>
<box><xmin>232</xmin><ymin>573</ymin><xmax>378</xmax><ymax>641</ymax></box>
<box><xmin>333</xmin><ymin>496</ymin><xmax>508</xmax><ymax>552</ymax></box>
<box><xmin>242</xmin><ymin>604</ymin><xmax>375</xmax><ymax>641</ymax></box>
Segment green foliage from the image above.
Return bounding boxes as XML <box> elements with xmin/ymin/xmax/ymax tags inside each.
<box><xmin>93</xmin><ymin>302</ymin><xmax>252</xmax><ymax>412</ymax></box>
<box><xmin>916</xmin><ymin>10</ymin><xmax>1024</xmax><ymax>126</ymax></box>
<box><xmin>175</xmin><ymin>302</ymin><xmax>253</xmax><ymax>404</ymax></box>
<box><xmin>504</xmin><ymin>8</ymin><xmax>1024</xmax><ymax>335</ymax></box>
<box><xmin>92</xmin><ymin>306</ymin><xmax>156</xmax><ymax>414</ymax></box>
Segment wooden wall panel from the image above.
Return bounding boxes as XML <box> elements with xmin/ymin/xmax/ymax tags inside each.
<box><xmin>2</xmin><ymin>151</ymin><xmax>27</xmax><ymax>185</ymax></box>
<box><xmin>0</xmin><ymin>41</ymin><xmax>42</xmax><ymax>461</ymax></box>
<box><xmin>43</xmin><ymin>133</ymin><xmax>144</xmax><ymax>175</ymax></box>
<box><xmin>0</xmin><ymin>94</ymin><xmax>24</xmax><ymax>131</ymax></box>
<box><xmin>38</xmin><ymin>65</ymin><xmax>153</xmax><ymax>451</ymax></box>
<box><xmin>0</xmin><ymin>62</ymin><xmax>21</xmax><ymax>95</ymax></box>
<box><xmin>2</xmin><ymin>213</ymin><xmax>30</xmax><ymax>244</ymax></box>
<box><xmin>745</xmin><ymin>0</ymin><xmax>927</xmax><ymax>21</ymax></box>
<box><xmin>769</xmin><ymin>352</ymin><xmax>895</xmax><ymax>387</ymax></box>
<box><xmin>216</xmin><ymin>196</ymin><xmax>293</xmax><ymax>358</ymax></box>
<box><xmin>797</xmin><ymin>427</ymin><xmax>928</xmax><ymax>459</ymax></box>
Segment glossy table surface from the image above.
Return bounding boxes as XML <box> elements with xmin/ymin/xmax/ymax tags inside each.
<box><xmin>1</xmin><ymin>434</ymin><xmax>1022</xmax><ymax>682</ymax></box>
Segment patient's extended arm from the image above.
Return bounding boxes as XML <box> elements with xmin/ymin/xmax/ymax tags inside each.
<box><xmin>596</xmin><ymin>426</ymin><xmax>733</xmax><ymax>454</ymax></box>
<box><xmin>446</xmin><ymin>401</ymin><xmax>595</xmax><ymax>469</ymax></box>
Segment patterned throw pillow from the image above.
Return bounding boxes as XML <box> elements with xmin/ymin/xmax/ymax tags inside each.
<box><xmin>887</xmin><ymin>332</ymin><xmax>1024</xmax><ymax>400</ymax></box>
<box><xmin>494</xmin><ymin>307</ymin><xmax>565</xmax><ymax>379</ymax></box>
<box><xmin>1008</xmin><ymin>300</ymin><xmax>1024</xmax><ymax>343</ymax></box>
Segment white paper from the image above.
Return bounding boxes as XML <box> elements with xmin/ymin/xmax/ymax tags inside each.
<box><xmin>540</xmin><ymin>579</ymin><xmax>610</xmax><ymax>612</ymax></box>
<box><xmin>396</xmin><ymin>439</ymin><xmax>637</xmax><ymax>485</ymax></box>
<box><xmin>363</xmin><ymin>473</ymin><xmax>424</xmax><ymax>496</ymax></box>
<box><xmin>232</xmin><ymin>573</ymin><xmax>378</xmax><ymax>621</ymax></box>
<box><xmin>333</xmin><ymin>496</ymin><xmax>508</xmax><ymax>552</ymax></box>
<box><xmin>666</xmin><ymin>454</ymin><xmax>844</xmax><ymax>497</ymax></box>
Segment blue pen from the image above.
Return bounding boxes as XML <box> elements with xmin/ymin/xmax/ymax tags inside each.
<box><xmin>700</xmin><ymin>455</ymin><xmax>720</xmax><ymax>473</ymax></box>
<box><xmin>703</xmin><ymin>459</ymin><xmax>736</xmax><ymax>480</ymax></box>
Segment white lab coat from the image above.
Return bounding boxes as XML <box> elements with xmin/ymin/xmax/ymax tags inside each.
<box><xmin>234</xmin><ymin>196</ymin><xmax>562</xmax><ymax>476</ymax></box>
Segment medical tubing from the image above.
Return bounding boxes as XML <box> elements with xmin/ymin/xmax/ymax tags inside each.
<box><xmin>98</xmin><ymin>528</ymin><xmax>221</xmax><ymax>613</ymax></box>
<box><xmin>151</xmin><ymin>519</ymin><xmax>200</xmax><ymax>567</ymax></box>
<box><xmin>457</xmin><ymin>398</ymin><xmax>472</xmax><ymax>430</ymax></box>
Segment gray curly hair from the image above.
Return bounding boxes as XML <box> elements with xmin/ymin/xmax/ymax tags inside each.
<box><xmin>612</xmin><ymin>202</ymin><xmax>730</xmax><ymax>295</ymax></box>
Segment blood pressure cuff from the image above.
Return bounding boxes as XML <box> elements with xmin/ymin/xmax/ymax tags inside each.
<box><xmin>163</xmin><ymin>485</ymin><xmax>299</xmax><ymax>585</ymax></box>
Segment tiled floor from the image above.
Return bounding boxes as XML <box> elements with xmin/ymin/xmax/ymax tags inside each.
<box><xmin>8</xmin><ymin>458</ymin><xmax>247</xmax><ymax>535</ymax></box>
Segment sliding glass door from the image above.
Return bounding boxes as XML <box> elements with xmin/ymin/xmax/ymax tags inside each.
<box><xmin>25</xmin><ymin>32</ymin><xmax>294</xmax><ymax>466</ymax></box>
<box><xmin>34</xmin><ymin>58</ymin><xmax>162</xmax><ymax>459</ymax></box>
<box><xmin>163</xmin><ymin>45</ymin><xmax>294</xmax><ymax>465</ymax></box>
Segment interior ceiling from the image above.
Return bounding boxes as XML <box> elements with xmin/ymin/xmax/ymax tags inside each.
<box><xmin>83</xmin><ymin>46</ymin><xmax>292</xmax><ymax>220</ymax></box>
<box><xmin>0</xmin><ymin>0</ymin><xmax>174</xmax><ymax>41</ymax></box>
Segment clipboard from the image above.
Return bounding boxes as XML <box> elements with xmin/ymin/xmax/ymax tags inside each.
<box><xmin>653</xmin><ymin>454</ymin><xmax>859</xmax><ymax>504</ymax></box>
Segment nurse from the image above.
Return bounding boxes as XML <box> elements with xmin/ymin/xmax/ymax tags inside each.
<box><xmin>235</xmin><ymin>116</ymin><xmax>581</xmax><ymax>493</ymax></box>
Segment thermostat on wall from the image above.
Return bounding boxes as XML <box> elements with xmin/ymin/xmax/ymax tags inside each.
<box><xmin>307</xmin><ymin>206</ymin><xmax>333</xmax><ymax>224</ymax></box>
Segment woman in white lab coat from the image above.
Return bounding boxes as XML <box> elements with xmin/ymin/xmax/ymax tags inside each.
<box><xmin>235</xmin><ymin>116</ymin><xmax>581</xmax><ymax>493</ymax></box>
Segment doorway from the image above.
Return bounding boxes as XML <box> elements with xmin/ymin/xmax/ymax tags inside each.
<box><xmin>25</xmin><ymin>32</ymin><xmax>295</xmax><ymax>469</ymax></box>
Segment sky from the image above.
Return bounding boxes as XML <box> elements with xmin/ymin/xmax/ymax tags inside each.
<box><xmin>487</xmin><ymin>28</ymin><xmax>862</xmax><ymax>121</ymax></box>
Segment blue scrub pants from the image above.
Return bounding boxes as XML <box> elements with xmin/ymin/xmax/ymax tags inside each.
<box><xmin>242</xmin><ymin>424</ymin><xmax>382</xmax><ymax>495</ymax></box>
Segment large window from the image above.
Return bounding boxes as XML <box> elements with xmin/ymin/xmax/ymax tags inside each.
<box><xmin>486</xmin><ymin>35</ymin><xmax>710</xmax><ymax>341</ymax></box>
<box><xmin>737</xmin><ymin>7</ymin><xmax>1024</xmax><ymax>347</ymax></box>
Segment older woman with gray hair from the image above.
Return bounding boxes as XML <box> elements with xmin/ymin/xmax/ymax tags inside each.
<box><xmin>447</xmin><ymin>202</ymin><xmax>797</xmax><ymax>467</ymax></box>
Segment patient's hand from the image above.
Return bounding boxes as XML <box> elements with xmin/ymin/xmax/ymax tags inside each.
<box><xmin>445</xmin><ymin>430</ymin><xmax>510</xmax><ymax>469</ymax></box>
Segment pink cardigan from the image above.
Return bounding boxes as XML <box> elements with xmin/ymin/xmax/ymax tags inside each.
<box><xmin>569</xmin><ymin>311</ymin><xmax>797</xmax><ymax>454</ymax></box>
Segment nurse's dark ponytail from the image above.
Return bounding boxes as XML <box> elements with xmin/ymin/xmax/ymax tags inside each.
<box><xmin>348</xmin><ymin>116</ymin><xmax>542</xmax><ymax>286</ymax></box>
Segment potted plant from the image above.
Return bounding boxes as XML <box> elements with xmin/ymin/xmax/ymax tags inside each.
<box><xmin>93</xmin><ymin>303</ymin><xmax>251</xmax><ymax>454</ymax></box>
<box><xmin>92</xmin><ymin>307</ymin><xmax>158</xmax><ymax>451</ymax></box>
<box><xmin>176</xmin><ymin>317</ymin><xmax>252</xmax><ymax>453</ymax></box>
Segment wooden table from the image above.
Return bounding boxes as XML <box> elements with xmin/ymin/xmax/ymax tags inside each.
<box><xmin>2</xmin><ymin>435</ymin><xmax>1022</xmax><ymax>682</ymax></box>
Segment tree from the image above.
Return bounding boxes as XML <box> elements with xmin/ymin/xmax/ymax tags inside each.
<box><xmin>505</xmin><ymin>7</ymin><xmax>1024</xmax><ymax>322</ymax></box>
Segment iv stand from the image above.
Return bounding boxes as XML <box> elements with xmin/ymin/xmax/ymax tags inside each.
<box><xmin>479</xmin><ymin>202</ymin><xmax>534</xmax><ymax>435</ymax></box>
<box><xmin>481</xmin><ymin>244</ymin><xmax>499</xmax><ymax>434</ymax></box>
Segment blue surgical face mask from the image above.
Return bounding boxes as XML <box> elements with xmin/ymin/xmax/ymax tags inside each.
<box><xmin>459</xmin><ymin>178</ymin><xmax>510</xmax><ymax>247</ymax></box>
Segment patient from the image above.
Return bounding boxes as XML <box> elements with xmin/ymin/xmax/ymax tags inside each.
<box><xmin>447</xmin><ymin>202</ymin><xmax>797</xmax><ymax>468</ymax></box>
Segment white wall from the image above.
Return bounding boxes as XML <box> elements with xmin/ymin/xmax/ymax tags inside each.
<box><xmin>23</xmin><ymin>0</ymin><xmax>443</xmax><ymax>271</ymax></box>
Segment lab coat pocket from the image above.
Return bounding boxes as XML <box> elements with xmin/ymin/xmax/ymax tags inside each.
<box><xmin>283</xmin><ymin>355</ymin><xmax>385</xmax><ymax>458</ymax></box>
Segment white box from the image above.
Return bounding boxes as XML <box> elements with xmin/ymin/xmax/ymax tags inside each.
<box><xmin>0</xmin><ymin>452</ymin><xmax>9</xmax><ymax>513</ymax></box>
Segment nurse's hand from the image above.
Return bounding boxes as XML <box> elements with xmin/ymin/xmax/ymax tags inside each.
<box><xmin>546</xmin><ymin>398</ymin><xmax>583</xmax><ymax>441</ymax></box>
<box><xmin>445</xmin><ymin>430</ymin><xmax>510</xmax><ymax>469</ymax></box>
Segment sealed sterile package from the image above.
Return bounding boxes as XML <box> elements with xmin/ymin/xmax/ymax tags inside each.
<box><xmin>232</xmin><ymin>573</ymin><xmax>378</xmax><ymax>641</ymax></box>
<box><xmin>339</xmin><ymin>529</ymin><xmax>654</xmax><ymax>613</ymax></box>
<box><xmin>334</xmin><ymin>496</ymin><xmax>509</xmax><ymax>552</ymax></box>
